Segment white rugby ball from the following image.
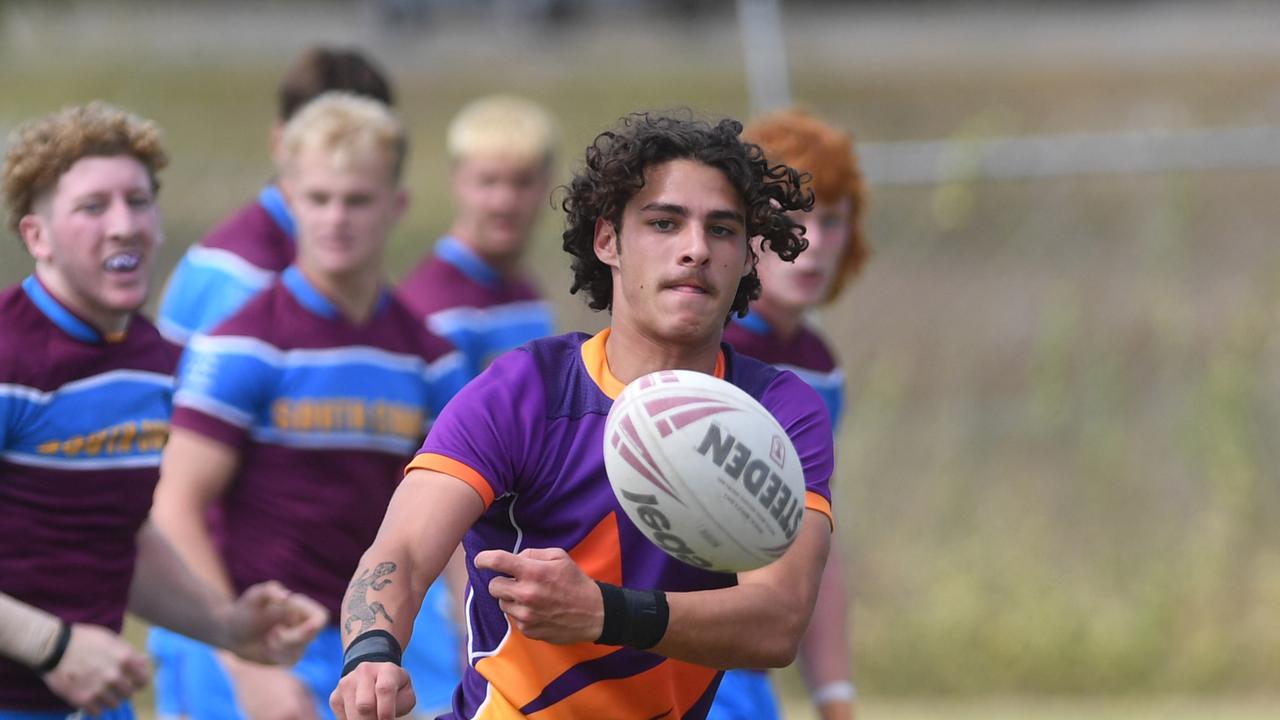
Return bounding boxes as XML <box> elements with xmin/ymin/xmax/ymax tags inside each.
<box><xmin>603</xmin><ymin>369</ymin><xmax>806</xmax><ymax>573</ymax></box>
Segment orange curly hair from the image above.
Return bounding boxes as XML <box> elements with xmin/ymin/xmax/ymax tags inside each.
<box><xmin>3</xmin><ymin>102</ymin><xmax>168</xmax><ymax>239</ymax></box>
<box><xmin>742</xmin><ymin>107</ymin><xmax>869</xmax><ymax>302</ymax></box>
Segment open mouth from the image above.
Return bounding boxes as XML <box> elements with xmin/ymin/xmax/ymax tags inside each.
<box><xmin>104</xmin><ymin>252</ymin><xmax>142</xmax><ymax>273</ymax></box>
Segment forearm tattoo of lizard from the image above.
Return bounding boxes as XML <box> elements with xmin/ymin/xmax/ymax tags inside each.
<box><xmin>344</xmin><ymin>561</ymin><xmax>397</xmax><ymax>634</ymax></box>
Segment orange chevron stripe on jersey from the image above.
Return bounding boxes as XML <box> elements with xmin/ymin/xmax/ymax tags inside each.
<box><xmin>471</xmin><ymin>511</ymin><xmax>718</xmax><ymax>717</ymax></box>
<box><xmin>472</xmin><ymin>513</ymin><xmax>624</xmax><ymax>707</ymax></box>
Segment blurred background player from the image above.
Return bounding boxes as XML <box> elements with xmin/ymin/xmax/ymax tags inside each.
<box><xmin>156</xmin><ymin>46</ymin><xmax>395</xmax><ymax>347</ymax></box>
<box><xmin>0</xmin><ymin>102</ymin><xmax>326</xmax><ymax>720</ymax></box>
<box><xmin>713</xmin><ymin>107</ymin><xmax>870</xmax><ymax>720</ymax></box>
<box><xmin>396</xmin><ymin>94</ymin><xmax>558</xmax><ymax>378</ymax></box>
<box><xmin>329</xmin><ymin>113</ymin><xmax>835</xmax><ymax>720</ymax></box>
<box><xmin>148</xmin><ymin>94</ymin><xmax>468</xmax><ymax>720</ymax></box>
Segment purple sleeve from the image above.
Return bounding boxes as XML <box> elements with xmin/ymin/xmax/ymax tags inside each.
<box><xmin>761</xmin><ymin>370</ymin><xmax>835</xmax><ymax>507</ymax></box>
<box><xmin>417</xmin><ymin>348</ymin><xmax>545</xmax><ymax>499</ymax></box>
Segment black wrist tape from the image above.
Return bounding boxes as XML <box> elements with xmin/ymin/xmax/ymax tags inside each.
<box><xmin>341</xmin><ymin>629</ymin><xmax>403</xmax><ymax>678</ymax></box>
<box><xmin>594</xmin><ymin>581</ymin><xmax>669</xmax><ymax>650</ymax></box>
<box><xmin>36</xmin><ymin>620</ymin><xmax>71</xmax><ymax>675</ymax></box>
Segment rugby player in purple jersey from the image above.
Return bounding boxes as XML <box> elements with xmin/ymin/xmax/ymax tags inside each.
<box><xmin>396</xmin><ymin>95</ymin><xmax>559</xmax><ymax>379</ymax></box>
<box><xmin>0</xmin><ymin>103</ymin><xmax>327</xmax><ymax>720</ymax></box>
<box><xmin>714</xmin><ymin>108</ymin><xmax>871</xmax><ymax>720</ymax></box>
<box><xmin>330</xmin><ymin>113</ymin><xmax>838</xmax><ymax>720</ymax></box>
<box><xmin>151</xmin><ymin>94</ymin><xmax>469</xmax><ymax>720</ymax></box>
<box><xmin>156</xmin><ymin>46</ymin><xmax>395</xmax><ymax>347</ymax></box>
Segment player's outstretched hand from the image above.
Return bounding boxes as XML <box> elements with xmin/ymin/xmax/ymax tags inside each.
<box><xmin>226</xmin><ymin>580</ymin><xmax>329</xmax><ymax>665</ymax></box>
<box><xmin>42</xmin><ymin>623</ymin><xmax>150</xmax><ymax>715</ymax></box>
<box><xmin>330</xmin><ymin>662</ymin><xmax>415</xmax><ymax>720</ymax></box>
<box><xmin>474</xmin><ymin>547</ymin><xmax>604</xmax><ymax>644</ymax></box>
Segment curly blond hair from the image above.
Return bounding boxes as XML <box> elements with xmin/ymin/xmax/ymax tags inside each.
<box><xmin>3</xmin><ymin>102</ymin><xmax>168</xmax><ymax>238</ymax></box>
<box><xmin>743</xmin><ymin>107</ymin><xmax>869</xmax><ymax>302</ymax></box>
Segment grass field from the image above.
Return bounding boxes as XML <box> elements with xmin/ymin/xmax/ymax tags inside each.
<box><xmin>7</xmin><ymin>0</ymin><xmax>1280</xmax><ymax>714</ymax></box>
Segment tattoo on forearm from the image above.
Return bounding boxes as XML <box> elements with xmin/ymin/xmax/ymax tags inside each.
<box><xmin>343</xmin><ymin>561</ymin><xmax>397</xmax><ymax>634</ymax></box>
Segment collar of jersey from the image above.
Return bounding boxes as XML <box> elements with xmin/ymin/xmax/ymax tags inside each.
<box><xmin>733</xmin><ymin>308</ymin><xmax>773</xmax><ymax>337</ymax></box>
<box><xmin>257</xmin><ymin>184</ymin><xmax>297</xmax><ymax>240</ymax></box>
<box><xmin>581</xmin><ymin>327</ymin><xmax>726</xmax><ymax>400</ymax></box>
<box><xmin>22</xmin><ymin>274</ymin><xmax>124</xmax><ymax>343</ymax></box>
<box><xmin>435</xmin><ymin>235</ymin><xmax>501</xmax><ymax>289</ymax></box>
<box><xmin>281</xmin><ymin>265</ymin><xmax>390</xmax><ymax>322</ymax></box>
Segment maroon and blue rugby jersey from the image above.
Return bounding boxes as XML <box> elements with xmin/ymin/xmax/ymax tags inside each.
<box><xmin>169</xmin><ymin>266</ymin><xmax>468</xmax><ymax>620</ymax></box>
<box><xmin>0</xmin><ymin>276</ymin><xmax>178</xmax><ymax>711</ymax></box>
<box><xmin>397</xmin><ymin>236</ymin><xmax>553</xmax><ymax>379</ymax></box>
<box><xmin>723</xmin><ymin>310</ymin><xmax>845</xmax><ymax>431</ymax></box>
<box><xmin>408</xmin><ymin>329</ymin><xmax>834</xmax><ymax>719</ymax></box>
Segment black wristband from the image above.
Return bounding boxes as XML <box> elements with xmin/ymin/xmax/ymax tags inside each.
<box><xmin>341</xmin><ymin>629</ymin><xmax>403</xmax><ymax>678</ymax></box>
<box><xmin>35</xmin><ymin>620</ymin><xmax>71</xmax><ymax>675</ymax></box>
<box><xmin>594</xmin><ymin>581</ymin><xmax>669</xmax><ymax>650</ymax></box>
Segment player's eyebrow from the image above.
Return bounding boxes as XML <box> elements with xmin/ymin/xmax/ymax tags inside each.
<box><xmin>639</xmin><ymin>202</ymin><xmax>745</xmax><ymax>225</ymax></box>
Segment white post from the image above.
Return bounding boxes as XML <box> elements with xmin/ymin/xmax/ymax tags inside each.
<box><xmin>736</xmin><ymin>0</ymin><xmax>792</xmax><ymax>115</ymax></box>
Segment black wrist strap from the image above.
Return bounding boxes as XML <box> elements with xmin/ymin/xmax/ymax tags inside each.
<box><xmin>594</xmin><ymin>581</ymin><xmax>669</xmax><ymax>650</ymax></box>
<box><xmin>36</xmin><ymin>620</ymin><xmax>72</xmax><ymax>675</ymax></box>
<box><xmin>341</xmin><ymin>629</ymin><xmax>403</xmax><ymax>678</ymax></box>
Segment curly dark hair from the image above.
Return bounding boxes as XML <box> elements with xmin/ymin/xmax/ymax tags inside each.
<box><xmin>559</xmin><ymin>112</ymin><xmax>813</xmax><ymax>319</ymax></box>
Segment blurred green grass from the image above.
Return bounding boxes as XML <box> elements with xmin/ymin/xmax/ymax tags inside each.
<box><xmin>7</xmin><ymin>1</ymin><xmax>1280</xmax><ymax>709</ymax></box>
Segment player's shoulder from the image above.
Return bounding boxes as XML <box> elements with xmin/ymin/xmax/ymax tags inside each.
<box><xmin>462</xmin><ymin>333</ymin><xmax>582</xmax><ymax>392</ymax></box>
<box><xmin>727</xmin><ymin>344</ymin><xmax>825</xmax><ymax>413</ymax></box>
<box><xmin>382</xmin><ymin>295</ymin><xmax>459</xmax><ymax>362</ymax></box>
<box><xmin>198</xmin><ymin>197</ymin><xmax>292</xmax><ymax>271</ymax></box>
<box><xmin>793</xmin><ymin>322</ymin><xmax>839</xmax><ymax>372</ymax></box>
<box><xmin>198</xmin><ymin>279</ymin><xmax>289</xmax><ymax>343</ymax></box>
<box><xmin>396</xmin><ymin>252</ymin><xmax>482</xmax><ymax>317</ymax></box>
<box><xmin>124</xmin><ymin>314</ymin><xmax>182</xmax><ymax>373</ymax></box>
<box><xmin>0</xmin><ymin>282</ymin><xmax>47</xmax><ymax>383</ymax></box>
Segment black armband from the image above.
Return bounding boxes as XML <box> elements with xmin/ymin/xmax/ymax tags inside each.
<box><xmin>35</xmin><ymin>620</ymin><xmax>71</xmax><ymax>675</ymax></box>
<box><xmin>594</xmin><ymin>581</ymin><xmax>669</xmax><ymax>650</ymax></box>
<box><xmin>340</xmin><ymin>629</ymin><xmax>403</xmax><ymax>678</ymax></box>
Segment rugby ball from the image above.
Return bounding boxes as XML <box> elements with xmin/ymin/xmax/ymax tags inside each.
<box><xmin>603</xmin><ymin>369</ymin><xmax>805</xmax><ymax>573</ymax></box>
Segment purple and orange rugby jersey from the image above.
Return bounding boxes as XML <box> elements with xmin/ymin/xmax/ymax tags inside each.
<box><xmin>409</xmin><ymin>329</ymin><xmax>834</xmax><ymax>719</ymax></box>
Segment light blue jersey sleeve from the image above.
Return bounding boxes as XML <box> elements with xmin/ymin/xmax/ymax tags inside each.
<box><xmin>426</xmin><ymin>300</ymin><xmax>554</xmax><ymax>379</ymax></box>
<box><xmin>422</xmin><ymin>349</ymin><xmax>471</xmax><ymax>419</ymax></box>
<box><xmin>0</xmin><ymin>383</ymin><xmax>25</xmax><ymax>450</ymax></box>
<box><xmin>157</xmin><ymin>247</ymin><xmax>276</xmax><ymax>346</ymax></box>
<box><xmin>172</xmin><ymin>334</ymin><xmax>281</xmax><ymax>436</ymax></box>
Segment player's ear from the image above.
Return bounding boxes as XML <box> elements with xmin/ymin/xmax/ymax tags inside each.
<box><xmin>593</xmin><ymin>217</ymin><xmax>620</xmax><ymax>269</ymax></box>
<box><xmin>18</xmin><ymin>214</ymin><xmax>50</xmax><ymax>261</ymax></box>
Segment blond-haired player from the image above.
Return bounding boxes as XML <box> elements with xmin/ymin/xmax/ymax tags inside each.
<box><xmin>397</xmin><ymin>94</ymin><xmax>559</xmax><ymax>379</ymax></box>
<box><xmin>150</xmin><ymin>94</ymin><xmax>467</xmax><ymax>720</ymax></box>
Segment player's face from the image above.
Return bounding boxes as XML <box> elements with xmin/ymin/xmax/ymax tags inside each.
<box><xmin>286</xmin><ymin>147</ymin><xmax>405</xmax><ymax>280</ymax></box>
<box><xmin>595</xmin><ymin>159</ymin><xmax>751</xmax><ymax>345</ymax></box>
<box><xmin>20</xmin><ymin>154</ymin><xmax>162</xmax><ymax>331</ymax></box>
<box><xmin>450</xmin><ymin>153</ymin><xmax>550</xmax><ymax>261</ymax></box>
<box><xmin>755</xmin><ymin>198</ymin><xmax>851</xmax><ymax>312</ymax></box>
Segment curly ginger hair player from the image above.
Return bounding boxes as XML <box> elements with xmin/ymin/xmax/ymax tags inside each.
<box><xmin>0</xmin><ymin>102</ymin><xmax>327</xmax><ymax>719</ymax></box>
<box><xmin>713</xmin><ymin>107</ymin><xmax>869</xmax><ymax>720</ymax></box>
